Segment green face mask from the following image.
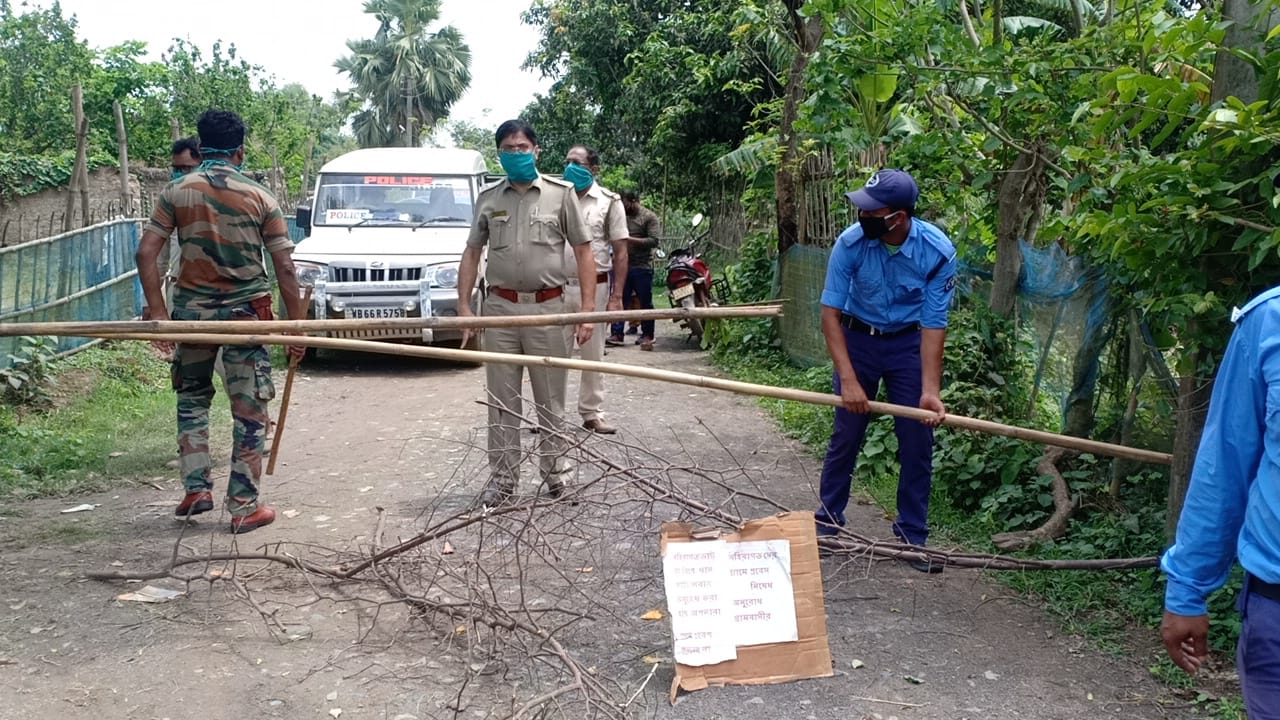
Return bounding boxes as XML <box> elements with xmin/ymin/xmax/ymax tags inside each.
<box><xmin>563</xmin><ymin>162</ymin><xmax>594</xmax><ymax>191</ymax></box>
<box><xmin>499</xmin><ymin>151</ymin><xmax>539</xmax><ymax>184</ymax></box>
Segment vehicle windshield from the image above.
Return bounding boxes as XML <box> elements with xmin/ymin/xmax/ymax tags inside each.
<box><xmin>313</xmin><ymin>173</ymin><xmax>474</xmax><ymax>227</ymax></box>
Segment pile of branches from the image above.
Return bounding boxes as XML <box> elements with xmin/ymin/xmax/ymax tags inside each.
<box><xmin>88</xmin><ymin>416</ymin><xmax>1156</xmax><ymax>719</ymax></box>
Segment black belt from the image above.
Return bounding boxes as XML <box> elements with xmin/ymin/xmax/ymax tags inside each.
<box><xmin>840</xmin><ymin>314</ymin><xmax>919</xmax><ymax>338</ymax></box>
<box><xmin>1249</xmin><ymin>573</ymin><xmax>1280</xmax><ymax>602</ymax></box>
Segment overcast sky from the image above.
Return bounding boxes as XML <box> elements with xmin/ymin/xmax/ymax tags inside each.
<box><xmin>42</xmin><ymin>0</ymin><xmax>552</xmax><ymax>130</ymax></box>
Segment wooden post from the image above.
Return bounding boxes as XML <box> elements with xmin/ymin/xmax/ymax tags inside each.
<box><xmin>170</xmin><ymin>117</ymin><xmax>181</xmax><ymax>142</ymax></box>
<box><xmin>114</xmin><ymin>100</ymin><xmax>131</xmax><ymax>217</ymax></box>
<box><xmin>300</xmin><ymin>136</ymin><xmax>315</xmax><ymax>203</ymax></box>
<box><xmin>77</xmin><ymin>122</ymin><xmax>90</xmax><ymax>227</ymax></box>
<box><xmin>64</xmin><ymin>83</ymin><xmax>88</xmax><ymax>233</ymax></box>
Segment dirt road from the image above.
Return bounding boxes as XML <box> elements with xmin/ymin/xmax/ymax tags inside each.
<box><xmin>0</xmin><ymin>321</ymin><xmax>1192</xmax><ymax>719</ymax></box>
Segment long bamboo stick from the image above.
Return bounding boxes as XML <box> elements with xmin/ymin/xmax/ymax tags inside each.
<box><xmin>0</xmin><ymin>304</ymin><xmax>782</xmax><ymax>338</ymax></box>
<box><xmin>266</xmin><ymin>288</ymin><xmax>312</xmax><ymax>475</ymax></box>
<box><xmin>95</xmin><ymin>332</ymin><xmax>1173</xmax><ymax>466</ymax></box>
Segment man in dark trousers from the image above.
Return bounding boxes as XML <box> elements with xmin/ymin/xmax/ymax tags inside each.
<box><xmin>813</xmin><ymin>169</ymin><xmax>956</xmax><ymax>573</ymax></box>
<box><xmin>607</xmin><ymin>191</ymin><xmax>662</xmax><ymax>351</ymax></box>
<box><xmin>1161</xmin><ymin>285</ymin><xmax>1280</xmax><ymax>718</ymax></box>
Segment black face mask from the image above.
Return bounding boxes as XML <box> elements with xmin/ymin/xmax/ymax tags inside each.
<box><xmin>858</xmin><ymin>212</ymin><xmax>900</xmax><ymax>240</ymax></box>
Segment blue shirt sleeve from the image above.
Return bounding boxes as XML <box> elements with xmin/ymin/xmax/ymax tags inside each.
<box><xmin>821</xmin><ymin>231</ymin><xmax>855</xmax><ymax>310</ymax></box>
<box><xmin>1161</xmin><ymin>305</ymin><xmax>1270</xmax><ymax>616</ymax></box>
<box><xmin>920</xmin><ymin>253</ymin><xmax>957</xmax><ymax>329</ymax></box>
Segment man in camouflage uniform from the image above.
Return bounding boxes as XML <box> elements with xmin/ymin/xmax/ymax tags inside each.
<box><xmin>136</xmin><ymin>109</ymin><xmax>305</xmax><ymax>534</ymax></box>
<box><xmin>457</xmin><ymin>119</ymin><xmax>595</xmax><ymax>507</ymax></box>
<box><xmin>561</xmin><ymin>144</ymin><xmax>628</xmax><ymax>434</ymax></box>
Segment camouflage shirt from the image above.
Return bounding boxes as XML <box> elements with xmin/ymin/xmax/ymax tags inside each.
<box><xmin>144</xmin><ymin>165</ymin><xmax>293</xmax><ymax>310</ymax></box>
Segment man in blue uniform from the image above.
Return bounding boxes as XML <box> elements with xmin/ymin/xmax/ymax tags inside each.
<box><xmin>1161</xmin><ymin>287</ymin><xmax>1280</xmax><ymax>717</ymax></box>
<box><xmin>814</xmin><ymin>169</ymin><xmax>956</xmax><ymax>573</ymax></box>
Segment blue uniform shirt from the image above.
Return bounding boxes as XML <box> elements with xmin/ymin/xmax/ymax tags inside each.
<box><xmin>1162</xmin><ymin>286</ymin><xmax>1280</xmax><ymax>616</ymax></box>
<box><xmin>820</xmin><ymin>217</ymin><xmax>958</xmax><ymax>330</ymax></box>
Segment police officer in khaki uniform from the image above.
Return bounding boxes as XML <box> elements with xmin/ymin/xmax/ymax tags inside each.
<box><xmin>457</xmin><ymin>119</ymin><xmax>596</xmax><ymax>507</ymax></box>
<box><xmin>561</xmin><ymin>145</ymin><xmax>629</xmax><ymax>434</ymax></box>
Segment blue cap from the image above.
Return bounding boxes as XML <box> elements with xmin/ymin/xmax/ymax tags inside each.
<box><xmin>846</xmin><ymin>169</ymin><xmax>919</xmax><ymax>211</ymax></box>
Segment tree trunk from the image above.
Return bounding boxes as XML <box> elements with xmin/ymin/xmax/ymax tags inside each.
<box><xmin>776</xmin><ymin>1</ymin><xmax>824</xmax><ymax>256</ymax></box>
<box><xmin>1167</xmin><ymin>348</ymin><xmax>1214</xmax><ymax>541</ymax></box>
<box><xmin>991</xmin><ymin>447</ymin><xmax>1076</xmax><ymax>550</ymax></box>
<box><xmin>989</xmin><ymin>146</ymin><xmax>1044</xmax><ymax>317</ymax></box>
<box><xmin>1212</xmin><ymin>0</ymin><xmax>1280</xmax><ymax>104</ymax></box>
<box><xmin>1164</xmin><ymin>0</ymin><xmax>1280</xmax><ymax>537</ymax></box>
<box><xmin>170</xmin><ymin>117</ymin><xmax>181</xmax><ymax>143</ymax></box>
<box><xmin>1110</xmin><ymin>310</ymin><xmax>1148</xmax><ymax>497</ymax></box>
<box><xmin>992</xmin><ymin>0</ymin><xmax>1004</xmax><ymax>46</ymax></box>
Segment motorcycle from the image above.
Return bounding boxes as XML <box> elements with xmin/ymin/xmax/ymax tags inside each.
<box><xmin>663</xmin><ymin>213</ymin><xmax>723</xmax><ymax>341</ymax></box>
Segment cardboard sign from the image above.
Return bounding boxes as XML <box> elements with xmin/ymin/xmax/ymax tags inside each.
<box><xmin>660</xmin><ymin>512</ymin><xmax>833</xmax><ymax>700</ymax></box>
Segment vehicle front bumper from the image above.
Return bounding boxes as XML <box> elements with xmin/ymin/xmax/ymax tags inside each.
<box><xmin>308</xmin><ymin>280</ymin><xmax>480</xmax><ymax>344</ymax></box>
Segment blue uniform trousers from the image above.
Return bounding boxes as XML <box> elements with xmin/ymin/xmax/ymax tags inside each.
<box><xmin>1239</xmin><ymin>576</ymin><xmax>1280</xmax><ymax>718</ymax></box>
<box><xmin>815</xmin><ymin>327</ymin><xmax>934</xmax><ymax>545</ymax></box>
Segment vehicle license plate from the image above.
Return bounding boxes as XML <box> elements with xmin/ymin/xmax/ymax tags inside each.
<box><xmin>671</xmin><ymin>284</ymin><xmax>695</xmax><ymax>300</ymax></box>
<box><xmin>349</xmin><ymin>307</ymin><xmax>406</xmax><ymax>319</ymax></box>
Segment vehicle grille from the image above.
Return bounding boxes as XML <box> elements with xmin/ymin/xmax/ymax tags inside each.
<box><xmin>329</xmin><ymin>266</ymin><xmax>424</xmax><ymax>282</ymax></box>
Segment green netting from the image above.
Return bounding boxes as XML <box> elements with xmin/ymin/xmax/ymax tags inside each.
<box><xmin>777</xmin><ymin>244</ymin><xmax>832</xmax><ymax>367</ymax></box>
<box><xmin>773</xmin><ymin>237</ymin><xmax>1121</xmax><ymax>435</ymax></box>
<box><xmin>0</xmin><ymin>219</ymin><xmax>142</xmax><ymax>368</ymax></box>
<box><xmin>0</xmin><ymin>216</ymin><xmax>307</xmax><ymax>369</ymax></box>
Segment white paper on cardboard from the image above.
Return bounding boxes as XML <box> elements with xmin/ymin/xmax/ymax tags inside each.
<box><xmin>662</xmin><ymin>540</ymin><xmax>738</xmax><ymax>666</ymax></box>
<box><xmin>724</xmin><ymin>539</ymin><xmax>797</xmax><ymax>646</ymax></box>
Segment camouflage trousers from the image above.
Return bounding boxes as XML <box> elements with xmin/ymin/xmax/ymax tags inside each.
<box><xmin>171</xmin><ymin>300</ymin><xmax>276</xmax><ymax>516</ymax></box>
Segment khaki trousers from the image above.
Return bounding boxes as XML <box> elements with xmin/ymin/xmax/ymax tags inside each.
<box><xmin>481</xmin><ymin>293</ymin><xmax>572</xmax><ymax>483</ymax></box>
<box><xmin>564</xmin><ymin>281</ymin><xmax>610</xmax><ymax>422</ymax></box>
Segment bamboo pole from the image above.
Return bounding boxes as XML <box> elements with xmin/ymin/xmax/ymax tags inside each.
<box><xmin>266</xmin><ymin>288</ymin><xmax>312</xmax><ymax>475</ymax></box>
<box><xmin>64</xmin><ymin>83</ymin><xmax>88</xmax><ymax>235</ymax></box>
<box><xmin>96</xmin><ymin>332</ymin><xmax>1172</xmax><ymax>466</ymax></box>
<box><xmin>0</xmin><ymin>304</ymin><xmax>784</xmax><ymax>337</ymax></box>
<box><xmin>114</xmin><ymin>100</ymin><xmax>131</xmax><ymax>217</ymax></box>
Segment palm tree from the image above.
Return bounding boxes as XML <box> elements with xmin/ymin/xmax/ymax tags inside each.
<box><xmin>336</xmin><ymin>0</ymin><xmax>472</xmax><ymax>147</ymax></box>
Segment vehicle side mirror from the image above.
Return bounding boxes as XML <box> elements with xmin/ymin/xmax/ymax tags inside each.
<box><xmin>295</xmin><ymin>205</ymin><xmax>312</xmax><ymax>237</ymax></box>
<box><xmin>690</xmin><ymin>213</ymin><xmax>704</xmax><ymax>229</ymax></box>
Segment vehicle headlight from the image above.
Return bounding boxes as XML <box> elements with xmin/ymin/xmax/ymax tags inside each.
<box><xmin>428</xmin><ymin>262</ymin><xmax>459</xmax><ymax>288</ymax></box>
<box><xmin>295</xmin><ymin>262</ymin><xmax>327</xmax><ymax>287</ymax></box>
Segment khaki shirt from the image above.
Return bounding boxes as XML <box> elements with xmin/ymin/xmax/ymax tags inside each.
<box><xmin>563</xmin><ymin>183</ymin><xmax>629</xmax><ymax>275</ymax></box>
<box><xmin>467</xmin><ymin>175</ymin><xmax>590</xmax><ymax>291</ymax></box>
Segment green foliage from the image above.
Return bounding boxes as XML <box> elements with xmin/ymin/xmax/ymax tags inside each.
<box><xmin>0</xmin><ymin>150</ymin><xmax>114</xmax><ymax>201</ymax></box>
<box><xmin>0</xmin><ymin>4</ymin><xmax>354</xmax><ymax>203</ymax></box>
<box><xmin>336</xmin><ymin>0</ymin><xmax>471</xmax><ymax>148</ymax></box>
<box><xmin>0</xmin><ymin>336</ymin><xmax>57</xmax><ymax>407</ymax></box>
<box><xmin>435</xmin><ymin>119</ymin><xmax>498</xmax><ymax>170</ymax></box>
<box><xmin>0</xmin><ymin>341</ymin><xmax>200</xmax><ymax>499</ymax></box>
<box><xmin>0</xmin><ymin>3</ymin><xmax>94</xmax><ymax>155</ymax></box>
<box><xmin>521</xmin><ymin>0</ymin><xmax>785</xmax><ymax>206</ymax></box>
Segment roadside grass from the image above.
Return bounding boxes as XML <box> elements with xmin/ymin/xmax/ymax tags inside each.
<box><xmin>709</xmin><ymin>342</ymin><xmax>1246</xmax><ymax>719</ymax></box>
<box><xmin>0</xmin><ymin>340</ymin><xmax>231</xmax><ymax>499</ymax></box>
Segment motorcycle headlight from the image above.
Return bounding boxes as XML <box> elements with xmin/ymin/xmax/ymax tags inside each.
<box><xmin>428</xmin><ymin>262</ymin><xmax>459</xmax><ymax>289</ymax></box>
<box><xmin>295</xmin><ymin>262</ymin><xmax>327</xmax><ymax>287</ymax></box>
